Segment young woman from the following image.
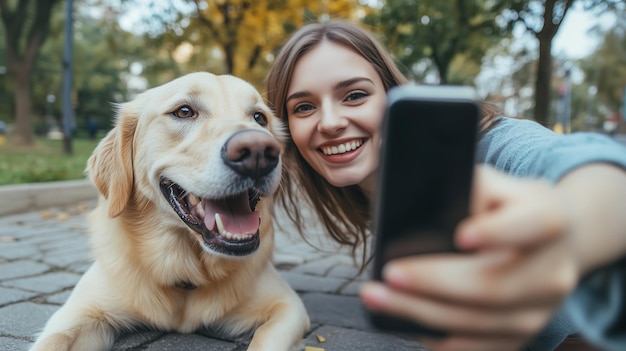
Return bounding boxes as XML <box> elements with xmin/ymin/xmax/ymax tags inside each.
<box><xmin>266</xmin><ymin>20</ymin><xmax>626</xmax><ymax>351</ymax></box>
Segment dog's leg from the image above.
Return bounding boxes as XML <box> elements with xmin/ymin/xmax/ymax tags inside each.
<box><xmin>242</xmin><ymin>268</ymin><xmax>310</xmax><ymax>351</ymax></box>
<box><xmin>29</xmin><ymin>305</ymin><xmax>117</xmax><ymax>351</ymax></box>
<box><xmin>246</xmin><ymin>296</ymin><xmax>310</xmax><ymax>351</ymax></box>
<box><xmin>29</xmin><ymin>264</ymin><xmax>130</xmax><ymax>351</ymax></box>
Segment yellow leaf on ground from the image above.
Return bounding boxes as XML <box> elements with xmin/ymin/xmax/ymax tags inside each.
<box><xmin>40</xmin><ymin>211</ymin><xmax>54</xmax><ymax>219</ymax></box>
<box><xmin>76</xmin><ymin>203</ymin><xmax>90</xmax><ymax>212</ymax></box>
<box><xmin>56</xmin><ymin>212</ymin><xmax>70</xmax><ymax>221</ymax></box>
<box><xmin>316</xmin><ymin>334</ymin><xmax>326</xmax><ymax>343</ymax></box>
<box><xmin>304</xmin><ymin>347</ymin><xmax>325</xmax><ymax>351</ymax></box>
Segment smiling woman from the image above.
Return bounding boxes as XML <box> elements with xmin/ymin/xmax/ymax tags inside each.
<box><xmin>285</xmin><ymin>40</ymin><xmax>388</xmax><ymax>191</ymax></box>
<box><xmin>266</xmin><ymin>20</ymin><xmax>626</xmax><ymax>351</ymax></box>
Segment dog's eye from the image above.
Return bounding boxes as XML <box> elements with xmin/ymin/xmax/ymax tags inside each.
<box><xmin>253</xmin><ymin>112</ymin><xmax>268</xmax><ymax>126</ymax></box>
<box><xmin>172</xmin><ymin>105</ymin><xmax>196</xmax><ymax>119</ymax></box>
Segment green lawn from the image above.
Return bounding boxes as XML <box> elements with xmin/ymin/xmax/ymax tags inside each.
<box><xmin>0</xmin><ymin>137</ymin><xmax>101</xmax><ymax>186</ymax></box>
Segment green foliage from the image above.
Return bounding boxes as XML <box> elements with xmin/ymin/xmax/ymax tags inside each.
<box><xmin>365</xmin><ymin>0</ymin><xmax>510</xmax><ymax>84</ymax></box>
<box><xmin>115</xmin><ymin>0</ymin><xmax>371</xmax><ymax>88</ymax></box>
<box><xmin>27</xmin><ymin>0</ymin><xmax>149</xmax><ymax>135</ymax></box>
<box><xmin>581</xmin><ymin>26</ymin><xmax>626</xmax><ymax>113</ymax></box>
<box><xmin>0</xmin><ymin>137</ymin><xmax>100</xmax><ymax>185</ymax></box>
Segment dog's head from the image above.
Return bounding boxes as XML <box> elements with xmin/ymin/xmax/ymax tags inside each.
<box><xmin>87</xmin><ymin>72</ymin><xmax>286</xmax><ymax>257</ymax></box>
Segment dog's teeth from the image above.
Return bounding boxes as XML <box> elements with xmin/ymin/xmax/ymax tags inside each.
<box><xmin>188</xmin><ymin>194</ymin><xmax>200</xmax><ymax>207</ymax></box>
<box><xmin>214</xmin><ymin>213</ymin><xmax>252</xmax><ymax>241</ymax></box>
<box><xmin>215</xmin><ymin>214</ymin><xmax>225</xmax><ymax>234</ymax></box>
<box><xmin>196</xmin><ymin>202</ymin><xmax>205</xmax><ymax>218</ymax></box>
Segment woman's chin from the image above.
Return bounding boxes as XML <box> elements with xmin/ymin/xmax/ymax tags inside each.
<box><xmin>325</xmin><ymin>169</ymin><xmax>376</xmax><ymax>191</ymax></box>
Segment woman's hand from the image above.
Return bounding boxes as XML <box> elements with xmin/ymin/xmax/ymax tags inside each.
<box><xmin>360</xmin><ymin>166</ymin><xmax>583</xmax><ymax>351</ymax></box>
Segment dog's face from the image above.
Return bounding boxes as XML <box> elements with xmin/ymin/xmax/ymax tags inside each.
<box><xmin>88</xmin><ymin>72</ymin><xmax>285</xmax><ymax>257</ymax></box>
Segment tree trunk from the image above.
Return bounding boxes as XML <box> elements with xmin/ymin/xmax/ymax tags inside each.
<box><xmin>0</xmin><ymin>0</ymin><xmax>60</xmax><ymax>146</ymax></box>
<box><xmin>9</xmin><ymin>58</ymin><xmax>34</xmax><ymax>146</ymax></box>
<box><xmin>533</xmin><ymin>34</ymin><xmax>552</xmax><ymax>127</ymax></box>
<box><xmin>531</xmin><ymin>0</ymin><xmax>573</xmax><ymax>127</ymax></box>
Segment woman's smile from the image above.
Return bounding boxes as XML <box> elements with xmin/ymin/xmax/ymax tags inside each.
<box><xmin>318</xmin><ymin>138</ymin><xmax>364</xmax><ymax>156</ymax></box>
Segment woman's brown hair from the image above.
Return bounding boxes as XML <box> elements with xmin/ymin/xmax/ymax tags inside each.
<box><xmin>265</xmin><ymin>20</ymin><xmax>500</xmax><ymax>268</ymax></box>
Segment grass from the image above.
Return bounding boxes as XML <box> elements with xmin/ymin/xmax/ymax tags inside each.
<box><xmin>0</xmin><ymin>136</ymin><xmax>101</xmax><ymax>186</ymax></box>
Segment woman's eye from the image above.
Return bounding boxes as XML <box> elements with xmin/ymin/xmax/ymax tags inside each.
<box><xmin>172</xmin><ymin>105</ymin><xmax>196</xmax><ymax>119</ymax></box>
<box><xmin>294</xmin><ymin>103</ymin><xmax>314</xmax><ymax>114</ymax></box>
<box><xmin>254</xmin><ymin>112</ymin><xmax>268</xmax><ymax>126</ymax></box>
<box><xmin>346</xmin><ymin>91</ymin><xmax>367</xmax><ymax>102</ymax></box>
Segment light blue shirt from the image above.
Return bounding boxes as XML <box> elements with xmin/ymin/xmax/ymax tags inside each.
<box><xmin>478</xmin><ymin>117</ymin><xmax>626</xmax><ymax>351</ymax></box>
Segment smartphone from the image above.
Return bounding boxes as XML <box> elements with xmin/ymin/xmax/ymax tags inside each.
<box><xmin>368</xmin><ymin>84</ymin><xmax>480</xmax><ymax>335</ymax></box>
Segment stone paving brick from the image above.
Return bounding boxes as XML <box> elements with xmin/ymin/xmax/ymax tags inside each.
<box><xmin>0</xmin><ymin>336</ymin><xmax>32</xmax><ymax>351</ymax></box>
<box><xmin>2</xmin><ymin>271</ymin><xmax>81</xmax><ymax>294</ymax></box>
<box><xmin>291</xmin><ymin>257</ymin><xmax>343</xmax><ymax>276</ymax></box>
<box><xmin>38</xmin><ymin>236</ymin><xmax>89</xmax><ymax>253</ymax></box>
<box><xmin>45</xmin><ymin>290</ymin><xmax>72</xmax><ymax>305</ymax></box>
<box><xmin>0</xmin><ymin>302</ymin><xmax>58</xmax><ymax>339</ymax></box>
<box><xmin>339</xmin><ymin>280</ymin><xmax>363</xmax><ymax>296</ymax></box>
<box><xmin>300</xmin><ymin>293</ymin><xmax>373</xmax><ymax>331</ymax></box>
<box><xmin>0</xmin><ymin>260</ymin><xmax>50</xmax><ymax>280</ymax></box>
<box><xmin>0</xmin><ymin>243</ymin><xmax>40</xmax><ymax>260</ymax></box>
<box><xmin>327</xmin><ymin>264</ymin><xmax>362</xmax><ymax>279</ymax></box>
<box><xmin>39</xmin><ymin>248</ymin><xmax>91</xmax><ymax>268</ymax></box>
<box><xmin>304</xmin><ymin>325</ymin><xmax>427</xmax><ymax>351</ymax></box>
<box><xmin>0</xmin><ymin>286</ymin><xmax>38</xmax><ymax>306</ymax></box>
<box><xmin>141</xmin><ymin>333</ymin><xmax>238</xmax><ymax>351</ymax></box>
<box><xmin>66</xmin><ymin>260</ymin><xmax>93</xmax><ymax>274</ymax></box>
<box><xmin>112</xmin><ymin>331</ymin><xmax>163</xmax><ymax>350</ymax></box>
<box><xmin>280</xmin><ymin>271</ymin><xmax>347</xmax><ymax>294</ymax></box>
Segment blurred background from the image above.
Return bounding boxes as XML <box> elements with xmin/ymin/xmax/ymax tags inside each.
<box><xmin>0</xmin><ymin>0</ymin><xmax>625</xmax><ymax>183</ymax></box>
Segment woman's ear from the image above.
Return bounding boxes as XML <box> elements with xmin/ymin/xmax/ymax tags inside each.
<box><xmin>86</xmin><ymin>104</ymin><xmax>137</xmax><ymax>218</ymax></box>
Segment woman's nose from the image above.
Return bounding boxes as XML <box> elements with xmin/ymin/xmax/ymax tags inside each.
<box><xmin>317</xmin><ymin>104</ymin><xmax>348</xmax><ymax>135</ymax></box>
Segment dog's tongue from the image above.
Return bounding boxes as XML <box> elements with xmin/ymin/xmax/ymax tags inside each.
<box><xmin>202</xmin><ymin>193</ymin><xmax>259</xmax><ymax>235</ymax></box>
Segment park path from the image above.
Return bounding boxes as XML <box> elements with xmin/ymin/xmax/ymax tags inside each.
<box><xmin>0</xmin><ymin>199</ymin><xmax>426</xmax><ymax>351</ymax></box>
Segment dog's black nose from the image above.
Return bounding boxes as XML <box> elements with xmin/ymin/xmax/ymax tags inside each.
<box><xmin>222</xmin><ymin>130</ymin><xmax>280</xmax><ymax>179</ymax></box>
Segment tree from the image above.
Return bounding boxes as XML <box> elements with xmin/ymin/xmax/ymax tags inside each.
<box><xmin>581</xmin><ymin>20</ymin><xmax>626</xmax><ymax>113</ymax></box>
<box><xmin>503</xmin><ymin>0</ymin><xmax>625</xmax><ymax>127</ymax></box>
<box><xmin>115</xmin><ymin>0</ymin><xmax>371</xmax><ymax>88</ymax></box>
<box><xmin>23</xmin><ymin>1</ymin><xmax>154</xmax><ymax>137</ymax></box>
<box><xmin>0</xmin><ymin>0</ymin><xmax>62</xmax><ymax>145</ymax></box>
<box><xmin>366</xmin><ymin>0</ymin><xmax>511</xmax><ymax>84</ymax></box>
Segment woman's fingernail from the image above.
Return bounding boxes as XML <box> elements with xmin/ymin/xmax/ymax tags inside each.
<box><xmin>361</xmin><ymin>283</ymin><xmax>391</xmax><ymax>310</ymax></box>
<box><xmin>384</xmin><ymin>264</ymin><xmax>411</xmax><ymax>289</ymax></box>
<box><xmin>457</xmin><ymin>223</ymin><xmax>480</xmax><ymax>249</ymax></box>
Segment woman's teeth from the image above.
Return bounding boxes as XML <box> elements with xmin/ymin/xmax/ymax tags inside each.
<box><xmin>321</xmin><ymin>139</ymin><xmax>363</xmax><ymax>155</ymax></box>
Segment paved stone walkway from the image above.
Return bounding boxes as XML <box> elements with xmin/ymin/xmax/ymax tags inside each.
<box><xmin>0</xmin><ymin>201</ymin><xmax>427</xmax><ymax>351</ymax></box>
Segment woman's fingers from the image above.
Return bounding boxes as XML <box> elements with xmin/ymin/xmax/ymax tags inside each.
<box><xmin>457</xmin><ymin>166</ymin><xmax>570</xmax><ymax>250</ymax></box>
<box><xmin>376</xmin><ymin>246</ymin><xmax>577</xmax><ymax>308</ymax></box>
<box><xmin>360</xmin><ymin>281</ymin><xmax>554</xmax><ymax>337</ymax></box>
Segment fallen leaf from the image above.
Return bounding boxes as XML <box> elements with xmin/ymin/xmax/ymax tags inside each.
<box><xmin>56</xmin><ymin>212</ymin><xmax>70</xmax><ymax>221</ymax></box>
<box><xmin>76</xmin><ymin>203</ymin><xmax>90</xmax><ymax>212</ymax></box>
<box><xmin>316</xmin><ymin>334</ymin><xmax>326</xmax><ymax>343</ymax></box>
<box><xmin>304</xmin><ymin>347</ymin><xmax>325</xmax><ymax>351</ymax></box>
<box><xmin>40</xmin><ymin>211</ymin><xmax>54</xmax><ymax>219</ymax></box>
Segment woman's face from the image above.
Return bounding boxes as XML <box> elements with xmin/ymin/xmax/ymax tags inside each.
<box><xmin>285</xmin><ymin>40</ymin><xmax>387</xmax><ymax>193</ymax></box>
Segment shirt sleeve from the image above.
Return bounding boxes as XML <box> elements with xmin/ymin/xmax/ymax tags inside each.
<box><xmin>477</xmin><ymin>117</ymin><xmax>626</xmax><ymax>350</ymax></box>
<box><xmin>477</xmin><ymin>117</ymin><xmax>626</xmax><ymax>182</ymax></box>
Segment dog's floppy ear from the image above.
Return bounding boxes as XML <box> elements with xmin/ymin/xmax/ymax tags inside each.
<box><xmin>87</xmin><ymin>104</ymin><xmax>137</xmax><ymax>218</ymax></box>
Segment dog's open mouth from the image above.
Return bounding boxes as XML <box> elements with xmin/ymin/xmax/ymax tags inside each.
<box><xmin>159</xmin><ymin>178</ymin><xmax>261</xmax><ymax>256</ymax></box>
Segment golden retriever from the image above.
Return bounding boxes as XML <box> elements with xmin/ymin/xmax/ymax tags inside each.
<box><xmin>30</xmin><ymin>72</ymin><xmax>310</xmax><ymax>351</ymax></box>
